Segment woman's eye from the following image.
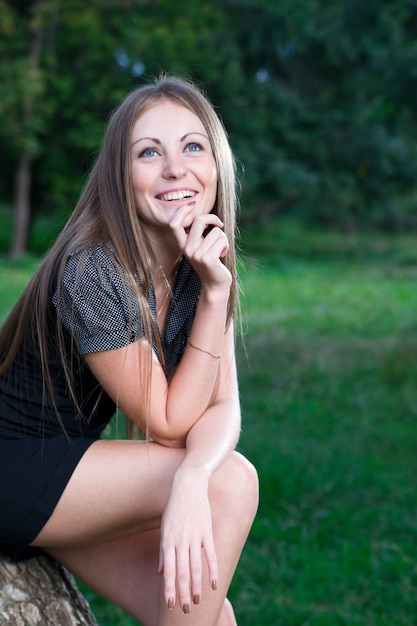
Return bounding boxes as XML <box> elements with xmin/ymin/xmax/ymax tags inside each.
<box><xmin>139</xmin><ymin>147</ymin><xmax>158</xmax><ymax>158</ymax></box>
<box><xmin>185</xmin><ymin>142</ymin><xmax>202</xmax><ymax>153</ymax></box>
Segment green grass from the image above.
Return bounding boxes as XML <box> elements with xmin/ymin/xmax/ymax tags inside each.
<box><xmin>2</xmin><ymin>220</ymin><xmax>417</xmax><ymax>624</ymax></box>
<box><xmin>232</xmin><ymin>222</ymin><xmax>417</xmax><ymax>625</ymax></box>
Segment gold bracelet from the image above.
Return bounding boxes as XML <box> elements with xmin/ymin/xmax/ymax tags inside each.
<box><xmin>187</xmin><ymin>340</ymin><xmax>222</xmax><ymax>360</ymax></box>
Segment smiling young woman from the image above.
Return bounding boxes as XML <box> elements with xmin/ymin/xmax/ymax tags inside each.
<box><xmin>0</xmin><ymin>75</ymin><xmax>258</xmax><ymax>626</ymax></box>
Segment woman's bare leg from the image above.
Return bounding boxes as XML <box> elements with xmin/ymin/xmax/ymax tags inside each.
<box><xmin>33</xmin><ymin>440</ymin><xmax>184</xmax><ymax>546</ymax></box>
<box><xmin>47</xmin><ymin>529</ymin><xmax>163</xmax><ymax>626</ymax></box>
<box><xmin>33</xmin><ymin>441</ymin><xmax>258</xmax><ymax>625</ymax></box>
<box><xmin>47</xmin><ymin>531</ymin><xmax>237</xmax><ymax>625</ymax></box>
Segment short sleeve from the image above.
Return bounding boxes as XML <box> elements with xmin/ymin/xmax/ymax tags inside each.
<box><xmin>53</xmin><ymin>245</ymin><xmax>144</xmax><ymax>354</ymax></box>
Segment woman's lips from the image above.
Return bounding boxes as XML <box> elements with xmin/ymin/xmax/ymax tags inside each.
<box><xmin>157</xmin><ymin>190</ymin><xmax>197</xmax><ymax>201</ymax></box>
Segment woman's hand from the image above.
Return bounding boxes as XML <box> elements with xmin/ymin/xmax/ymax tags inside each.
<box><xmin>157</xmin><ymin>465</ymin><xmax>218</xmax><ymax>613</ymax></box>
<box><xmin>169</xmin><ymin>206</ymin><xmax>232</xmax><ymax>293</ymax></box>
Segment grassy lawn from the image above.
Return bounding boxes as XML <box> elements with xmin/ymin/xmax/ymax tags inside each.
<box><xmin>1</xmin><ymin>220</ymin><xmax>417</xmax><ymax>624</ymax></box>
<box><xmin>233</xmin><ymin>222</ymin><xmax>417</xmax><ymax>626</ymax></box>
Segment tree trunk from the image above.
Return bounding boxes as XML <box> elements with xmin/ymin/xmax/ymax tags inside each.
<box><xmin>10</xmin><ymin>153</ymin><xmax>32</xmax><ymax>258</ymax></box>
<box><xmin>10</xmin><ymin>0</ymin><xmax>45</xmax><ymax>258</ymax></box>
<box><xmin>0</xmin><ymin>552</ymin><xmax>99</xmax><ymax>625</ymax></box>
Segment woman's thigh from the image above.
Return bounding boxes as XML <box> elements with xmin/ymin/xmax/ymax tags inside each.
<box><xmin>46</xmin><ymin>528</ymin><xmax>162</xmax><ymax>624</ymax></box>
<box><xmin>32</xmin><ymin>439</ymin><xmax>185</xmax><ymax>549</ymax></box>
<box><xmin>46</xmin><ymin>530</ymin><xmax>238</xmax><ymax>626</ymax></box>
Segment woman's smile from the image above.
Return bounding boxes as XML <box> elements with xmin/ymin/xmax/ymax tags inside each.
<box><xmin>156</xmin><ymin>188</ymin><xmax>197</xmax><ymax>202</ymax></box>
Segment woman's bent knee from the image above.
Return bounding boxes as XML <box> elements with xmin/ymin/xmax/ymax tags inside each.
<box><xmin>229</xmin><ymin>450</ymin><xmax>259</xmax><ymax>502</ymax></box>
<box><xmin>211</xmin><ymin>451</ymin><xmax>259</xmax><ymax>523</ymax></box>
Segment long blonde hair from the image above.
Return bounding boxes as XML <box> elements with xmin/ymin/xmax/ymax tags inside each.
<box><xmin>0</xmin><ymin>75</ymin><xmax>238</xmax><ymax>427</ymax></box>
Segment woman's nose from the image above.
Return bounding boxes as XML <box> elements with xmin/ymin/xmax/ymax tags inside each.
<box><xmin>162</xmin><ymin>152</ymin><xmax>187</xmax><ymax>179</ymax></box>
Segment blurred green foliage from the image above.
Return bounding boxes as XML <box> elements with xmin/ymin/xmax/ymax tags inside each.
<box><xmin>1</xmin><ymin>0</ymin><xmax>417</xmax><ymax>243</ymax></box>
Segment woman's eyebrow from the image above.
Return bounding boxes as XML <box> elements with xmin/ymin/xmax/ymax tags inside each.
<box><xmin>131</xmin><ymin>136</ymin><xmax>161</xmax><ymax>147</ymax></box>
<box><xmin>180</xmin><ymin>132</ymin><xmax>209</xmax><ymax>141</ymax></box>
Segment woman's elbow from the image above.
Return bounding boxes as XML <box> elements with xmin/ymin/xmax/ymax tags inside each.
<box><xmin>150</xmin><ymin>433</ymin><xmax>186</xmax><ymax>448</ymax></box>
<box><xmin>148</xmin><ymin>416</ymin><xmax>188</xmax><ymax>448</ymax></box>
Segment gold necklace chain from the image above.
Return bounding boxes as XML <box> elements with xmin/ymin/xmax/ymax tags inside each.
<box><xmin>156</xmin><ymin>256</ymin><xmax>182</xmax><ymax>317</ymax></box>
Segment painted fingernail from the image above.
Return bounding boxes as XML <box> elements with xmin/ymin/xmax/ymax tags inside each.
<box><xmin>193</xmin><ymin>594</ymin><xmax>200</xmax><ymax>605</ymax></box>
<box><xmin>211</xmin><ymin>579</ymin><xmax>218</xmax><ymax>591</ymax></box>
<box><xmin>168</xmin><ymin>598</ymin><xmax>175</xmax><ymax>610</ymax></box>
<box><xmin>183</xmin><ymin>603</ymin><xmax>191</xmax><ymax>614</ymax></box>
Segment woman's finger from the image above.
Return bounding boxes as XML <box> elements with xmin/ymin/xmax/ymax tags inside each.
<box><xmin>176</xmin><ymin>548</ymin><xmax>192</xmax><ymax>614</ymax></box>
<box><xmin>170</xmin><ymin>210</ymin><xmax>223</xmax><ymax>250</ymax></box>
<box><xmin>189</xmin><ymin>541</ymin><xmax>203</xmax><ymax>606</ymax></box>
<box><xmin>162</xmin><ymin>545</ymin><xmax>177</xmax><ymax>610</ymax></box>
<box><xmin>187</xmin><ymin>226</ymin><xmax>229</xmax><ymax>260</ymax></box>
<box><xmin>184</xmin><ymin>213</ymin><xmax>224</xmax><ymax>247</ymax></box>
<box><xmin>203</xmin><ymin>534</ymin><xmax>219</xmax><ymax>594</ymax></box>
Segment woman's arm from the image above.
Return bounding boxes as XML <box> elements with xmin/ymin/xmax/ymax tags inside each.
<box><xmin>85</xmin><ymin>302</ymin><xmax>232</xmax><ymax>446</ymax></box>
<box><xmin>157</xmin><ymin>323</ymin><xmax>242</xmax><ymax>609</ymax></box>
<box><xmin>181</xmin><ymin>321</ymin><xmax>241</xmax><ymax>473</ymax></box>
<box><xmin>86</xmin><ymin>211</ymin><xmax>233</xmax><ymax>445</ymax></box>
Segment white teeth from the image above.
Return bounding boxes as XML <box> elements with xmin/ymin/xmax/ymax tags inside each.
<box><xmin>159</xmin><ymin>190</ymin><xmax>196</xmax><ymax>201</ymax></box>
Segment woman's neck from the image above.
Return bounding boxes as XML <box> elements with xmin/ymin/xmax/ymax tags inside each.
<box><xmin>145</xmin><ymin>228</ymin><xmax>183</xmax><ymax>279</ymax></box>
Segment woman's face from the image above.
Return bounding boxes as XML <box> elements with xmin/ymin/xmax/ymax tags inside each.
<box><xmin>130</xmin><ymin>100</ymin><xmax>218</xmax><ymax>233</ymax></box>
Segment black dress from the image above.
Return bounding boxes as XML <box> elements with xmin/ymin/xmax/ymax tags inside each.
<box><xmin>0</xmin><ymin>245</ymin><xmax>200</xmax><ymax>561</ymax></box>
